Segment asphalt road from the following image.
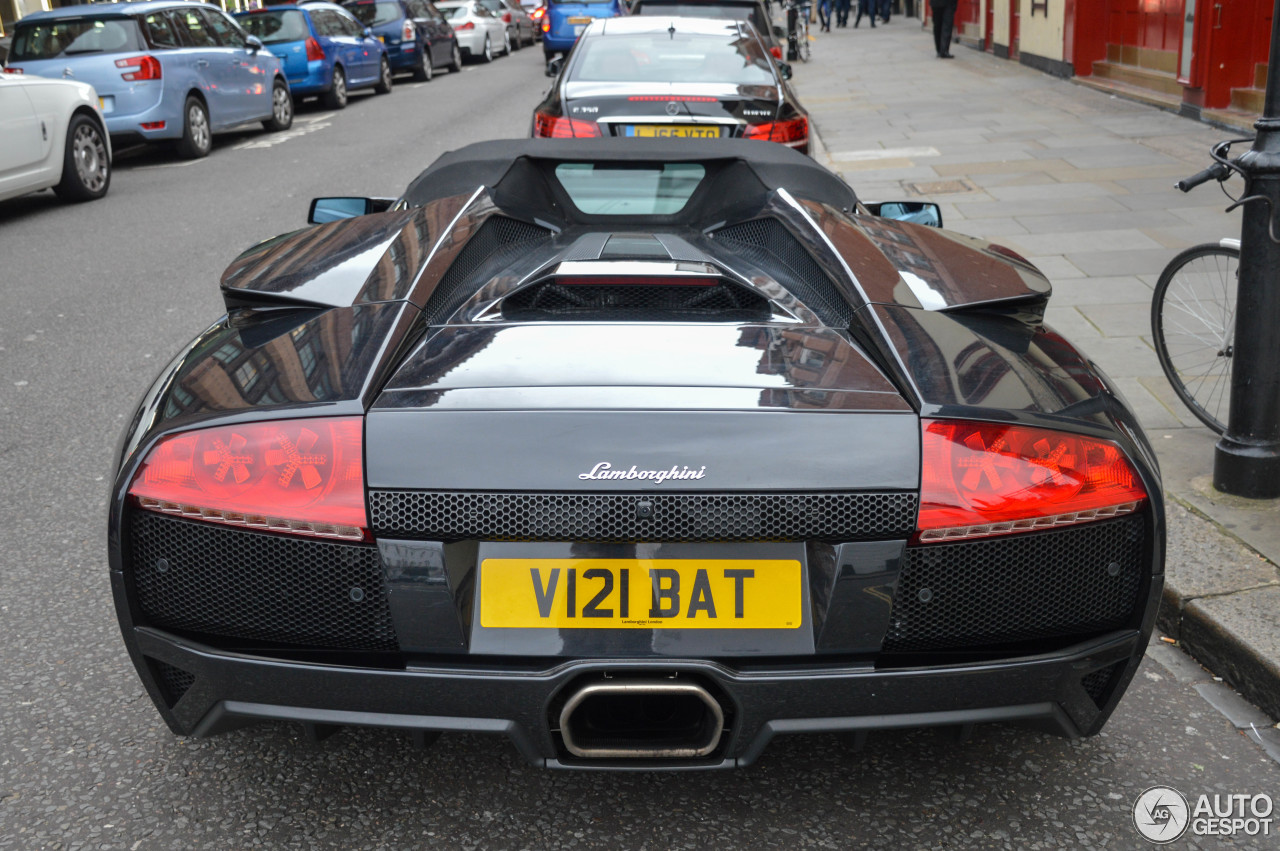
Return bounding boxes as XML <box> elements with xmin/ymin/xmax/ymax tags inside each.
<box><xmin>1</xmin><ymin>46</ymin><xmax>1278</xmax><ymax>849</ymax></box>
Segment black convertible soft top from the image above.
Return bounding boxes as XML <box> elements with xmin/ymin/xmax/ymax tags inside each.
<box><xmin>401</xmin><ymin>138</ymin><xmax>858</xmax><ymax>214</ymax></box>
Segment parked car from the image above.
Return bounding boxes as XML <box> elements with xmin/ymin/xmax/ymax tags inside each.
<box><xmin>110</xmin><ymin>137</ymin><xmax>1164</xmax><ymax>768</ymax></box>
<box><xmin>236</xmin><ymin>2</ymin><xmax>392</xmax><ymax>109</ymax></box>
<box><xmin>338</xmin><ymin>0</ymin><xmax>461</xmax><ymax>81</ymax></box>
<box><xmin>521</xmin><ymin>1</ymin><xmax>545</xmax><ymax>41</ymax></box>
<box><xmin>630</xmin><ymin>0</ymin><xmax>784</xmax><ymax>59</ymax></box>
<box><xmin>477</xmin><ymin>0</ymin><xmax>535</xmax><ymax>50</ymax></box>
<box><xmin>7</xmin><ymin>1</ymin><xmax>292</xmax><ymax>159</ymax></box>
<box><xmin>0</xmin><ymin>71</ymin><xmax>110</xmax><ymax>203</ymax></box>
<box><xmin>541</xmin><ymin>0</ymin><xmax>626</xmax><ymax>62</ymax></box>
<box><xmin>535</xmin><ymin>17</ymin><xmax>808</xmax><ymax>154</ymax></box>
<box><xmin>436</xmin><ymin>0</ymin><xmax>509</xmax><ymax>61</ymax></box>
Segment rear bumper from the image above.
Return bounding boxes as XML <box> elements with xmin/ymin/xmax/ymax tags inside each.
<box><xmin>386</xmin><ymin>41</ymin><xmax>421</xmax><ymax>70</ymax></box>
<box><xmin>122</xmin><ymin>597</ymin><xmax>1154</xmax><ymax>769</ymax></box>
<box><xmin>286</xmin><ymin>60</ymin><xmax>331</xmax><ymax>96</ymax></box>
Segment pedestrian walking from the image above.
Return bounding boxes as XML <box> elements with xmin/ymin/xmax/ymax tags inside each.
<box><xmin>834</xmin><ymin>0</ymin><xmax>851</xmax><ymax>26</ymax></box>
<box><xmin>818</xmin><ymin>0</ymin><xmax>833</xmax><ymax>31</ymax></box>
<box><xmin>853</xmin><ymin>0</ymin><xmax>875</xmax><ymax>27</ymax></box>
<box><xmin>877</xmin><ymin>0</ymin><xmax>890</xmax><ymax>22</ymax></box>
<box><xmin>930</xmin><ymin>0</ymin><xmax>956</xmax><ymax>56</ymax></box>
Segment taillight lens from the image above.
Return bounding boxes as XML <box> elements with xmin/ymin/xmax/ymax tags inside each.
<box><xmin>116</xmin><ymin>55</ymin><xmax>161</xmax><ymax>81</ymax></box>
<box><xmin>743</xmin><ymin>116</ymin><xmax>808</xmax><ymax>146</ymax></box>
<box><xmin>3</xmin><ymin>67</ymin><xmax>22</xmax><ymax>74</ymax></box>
<box><xmin>403</xmin><ymin>19</ymin><xmax>415</xmax><ymax>40</ymax></box>
<box><xmin>305</xmin><ymin>36</ymin><xmax>325</xmax><ymax>61</ymax></box>
<box><xmin>456</xmin><ymin>20</ymin><xmax>475</xmax><ymax>29</ymax></box>
<box><xmin>533</xmin><ymin>111</ymin><xmax>601</xmax><ymax>138</ymax></box>
<box><xmin>770</xmin><ymin>46</ymin><xmax>782</xmax><ymax>59</ymax></box>
<box><xmin>541</xmin><ymin>17</ymin><xmax>550</xmax><ymax>31</ymax></box>
<box><xmin>129</xmin><ymin>417</ymin><xmax>368</xmax><ymax>541</ymax></box>
<box><xmin>532</xmin><ymin>6</ymin><xmax>545</xmax><ymax>18</ymax></box>
<box><xmin>916</xmin><ymin>419</ymin><xmax>1147</xmax><ymax>543</ymax></box>
<box><xmin>502</xmin><ymin>11</ymin><xmax>512</xmax><ymax>21</ymax></box>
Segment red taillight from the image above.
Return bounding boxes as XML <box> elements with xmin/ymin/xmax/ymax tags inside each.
<box><xmin>129</xmin><ymin>417</ymin><xmax>368</xmax><ymax>541</ymax></box>
<box><xmin>456</xmin><ymin>20</ymin><xmax>475</xmax><ymax>29</ymax></box>
<box><xmin>502</xmin><ymin>11</ymin><xmax>512</xmax><ymax>21</ymax></box>
<box><xmin>403</xmin><ymin>19</ymin><xmax>415</xmax><ymax>40</ymax></box>
<box><xmin>541</xmin><ymin>17</ymin><xmax>550</xmax><ymax>31</ymax></box>
<box><xmin>139</xmin><ymin>121</ymin><xmax>166</xmax><ymax>130</ymax></box>
<box><xmin>115</xmin><ymin>55</ymin><xmax>161</xmax><ymax>81</ymax></box>
<box><xmin>532</xmin><ymin>6</ymin><xmax>545</xmax><ymax>18</ymax></box>
<box><xmin>916</xmin><ymin>420</ymin><xmax>1148</xmax><ymax>543</ymax></box>
<box><xmin>533</xmin><ymin>111</ymin><xmax>601</xmax><ymax>138</ymax></box>
<box><xmin>626</xmin><ymin>95</ymin><xmax>716</xmax><ymax>102</ymax></box>
<box><xmin>743</xmin><ymin>116</ymin><xmax>808</xmax><ymax>146</ymax></box>
<box><xmin>3</xmin><ymin>67</ymin><xmax>22</xmax><ymax>74</ymax></box>
<box><xmin>305</xmin><ymin>36</ymin><xmax>325</xmax><ymax>61</ymax></box>
<box><xmin>770</xmin><ymin>46</ymin><xmax>782</xmax><ymax>59</ymax></box>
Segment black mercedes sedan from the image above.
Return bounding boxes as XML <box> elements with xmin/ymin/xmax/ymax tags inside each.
<box><xmin>532</xmin><ymin>16</ymin><xmax>808</xmax><ymax>153</ymax></box>
<box><xmin>110</xmin><ymin>139</ymin><xmax>1163</xmax><ymax>769</ymax></box>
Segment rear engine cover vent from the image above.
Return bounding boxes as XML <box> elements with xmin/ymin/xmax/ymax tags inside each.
<box><xmin>425</xmin><ymin>215</ymin><xmax>552</xmax><ymax>324</ymax></box>
<box><xmin>713</xmin><ymin>218</ymin><xmax>854</xmax><ymax>328</ymax></box>
<box><xmin>503</xmin><ymin>278</ymin><xmax>771</xmax><ymax>321</ymax></box>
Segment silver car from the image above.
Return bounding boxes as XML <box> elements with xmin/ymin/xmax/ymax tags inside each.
<box><xmin>436</xmin><ymin>0</ymin><xmax>509</xmax><ymax>60</ymax></box>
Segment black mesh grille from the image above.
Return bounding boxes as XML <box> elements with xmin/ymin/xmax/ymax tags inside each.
<box><xmin>130</xmin><ymin>512</ymin><xmax>397</xmax><ymax>651</ymax></box>
<box><xmin>713</xmin><ymin>218</ymin><xmax>854</xmax><ymax>327</ymax></box>
<box><xmin>1081</xmin><ymin>662</ymin><xmax>1125</xmax><ymax>707</ymax></box>
<box><xmin>369</xmin><ymin>490</ymin><xmax>916</xmax><ymax>542</ymax></box>
<box><xmin>424</xmin><ymin>216</ymin><xmax>551</xmax><ymax>324</ymax></box>
<box><xmin>884</xmin><ymin>516</ymin><xmax>1145</xmax><ymax>652</ymax></box>
<box><xmin>149</xmin><ymin>658</ymin><xmax>195</xmax><ymax>707</ymax></box>
<box><xmin>503</xmin><ymin>280</ymin><xmax>770</xmax><ymax>321</ymax></box>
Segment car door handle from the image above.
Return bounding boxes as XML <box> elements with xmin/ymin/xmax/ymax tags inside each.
<box><xmin>195</xmin><ymin>59</ymin><xmax>209</xmax><ymax>67</ymax></box>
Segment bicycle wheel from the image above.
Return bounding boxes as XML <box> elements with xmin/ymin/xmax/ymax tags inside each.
<box><xmin>798</xmin><ymin>17</ymin><xmax>811</xmax><ymax>61</ymax></box>
<box><xmin>1151</xmin><ymin>241</ymin><xmax>1239</xmax><ymax>433</ymax></box>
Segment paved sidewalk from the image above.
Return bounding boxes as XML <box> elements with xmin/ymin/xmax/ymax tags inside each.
<box><xmin>788</xmin><ymin>22</ymin><xmax>1280</xmax><ymax>719</ymax></box>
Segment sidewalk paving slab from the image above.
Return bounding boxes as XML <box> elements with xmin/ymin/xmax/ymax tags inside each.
<box><xmin>794</xmin><ymin>21</ymin><xmax>1280</xmax><ymax>723</ymax></box>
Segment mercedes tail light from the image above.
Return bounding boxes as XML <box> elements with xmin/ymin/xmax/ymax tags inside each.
<box><xmin>743</xmin><ymin>116</ymin><xmax>808</xmax><ymax>147</ymax></box>
<box><xmin>306</xmin><ymin>36</ymin><xmax>326</xmax><ymax>61</ymax></box>
<box><xmin>116</xmin><ymin>55</ymin><xmax>162</xmax><ymax>81</ymax></box>
<box><xmin>916</xmin><ymin>420</ymin><xmax>1147</xmax><ymax>543</ymax></box>
<box><xmin>129</xmin><ymin>417</ymin><xmax>368</xmax><ymax>541</ymax></box>
<box><xmin>403</xmin><ymin>19</ymin><xmax>416</xmax><ymax>40</ymax></box>
<box><xmin>533</xmin><ymin>111</ymin><xmax>601</xmax><ymax>138</ymax></box>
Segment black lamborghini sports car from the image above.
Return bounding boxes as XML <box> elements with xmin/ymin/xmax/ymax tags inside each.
<box><xmin>110</xmin><ymin>139</ymin><xmax>1164</xmax><ymax>769</ymax></box>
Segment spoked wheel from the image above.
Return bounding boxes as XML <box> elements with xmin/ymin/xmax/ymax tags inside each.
<box><xmin>1151</xmin><ymin>241</ymin><xmax>1240</xmax><ymax>434</ymax></box>
<box><xmin>53</xmin><ymin>115</ymin><xmax>110</xmax><ymax>201</ymax></box>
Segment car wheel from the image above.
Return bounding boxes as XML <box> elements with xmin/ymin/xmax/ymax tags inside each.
<box><xmin>322</xmin><ymin>66</ymin><xmax>348</xmax><ymax>110</ymax></box>
<box><xmin>53</xmin><ymin>114</ymin><xmax>110</xmax><ymax>202</ymax></box>
<box><xmin>175</xmin><ymin>95</ymin><xmax>212</xmax><ymax>159</ymax></box>
<box><xmin>481</xmin><ymin>35</ymin><xmax>493</xmax><ymax>63</ymax></box>
<box><xmin>262</xmin><ymin>78</ymin><xmax>294</xmax><ymax>132</ymax></box>
<box><xmin>448</xmin><ymin>41</ymin><xmax>463</xmax><ymax>72</ymax></box>
<box><xmin>502</xmin><ymin>28</ymin><xmax>511</xmax><ymax>55</ymax></box>
<box><xmin>510</xmin><ymin>25</ymin><xmax>521</xmax><ymax>50</ymax></box>
<box><xmin>412</xmin><ymin>52</ymin><xmax>432</xmax><ymax>81</ymax></box>
<box><xmin>374</xmin><ymin>56</ymin><xmax>393</xmax><ymax>94</ymax></box>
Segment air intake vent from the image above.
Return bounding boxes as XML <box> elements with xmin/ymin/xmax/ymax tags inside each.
<box><xmin>424</xmin><ymin>215</ymin><xmax>552</xmax><ymax>324</ymax></box>
<box><xmin>713</xmin><ymin>218</ymin><xmax>854</xmax><ymax>328</ymax></box>
<box><xmin>1081</xmin><ymin>662</ymin><xmax>1125</xmax><ymax>708</ymax></box>
<box><xmin>148</xmin><ymin>658</ymin><xmax>195</xmax><ymax>708</ymax></box>
<box><xmin>502</xmin><ymin>278</ymin><xmax>770</xmax><ymax>321</ymax></box>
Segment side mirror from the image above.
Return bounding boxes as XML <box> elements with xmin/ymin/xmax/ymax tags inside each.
<box><xmin>363</xmin><ymin>27</ymin><xmax>375</xmax><ymax>38</ymax></box>
<box><xmin>777</xmin><ymin>61</ymin><xmax>792</xmax><ymax>80</ymax></box>
<box><xmin>545</xmin><ymin>55</ymin><xmax>563</xmax><ymax>77</ymax></box>
<box><xmin>245</xmin><ymin>34</ymin><xmax>264</xmax><ymax>51</ymax></box>
<box><xmin>865</xmin><ymin>201</ymin><xmax>943</xmax><ymax>228</ymax></box>
<box><xmin>308</xmin><ymin>196</ymin><xmax>396</xmax><ymax>223</ymax></box>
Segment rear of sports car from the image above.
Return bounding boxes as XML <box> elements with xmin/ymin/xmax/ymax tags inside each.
<box><xmin>109</xmin><ymin>139</ymin><xmax>1163</xmax><ymax>769</ymax></box>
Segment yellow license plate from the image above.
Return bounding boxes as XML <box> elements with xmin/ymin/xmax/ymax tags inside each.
<box><xmin>567</xmin><ymin>15</ymin><xmax>592</xmax><ymax>22</ymax></box>
<box><xmin>632</xmin><ymin>125</ymin><xmax>721</xmax><ymax>138</ymax></box>
<box><xmin>480</xmin><ymin>558</ymin><xmax>802</xmax><ymax>629</ymax></box>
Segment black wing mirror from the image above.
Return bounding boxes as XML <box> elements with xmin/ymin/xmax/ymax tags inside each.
<box><xmin>545</xmin><ymin>55</ymin><xmax>564</xmax><ymax>77</ymax></box>
<box><xmin>864</xmin><ymin>201</ymin><xmax>943</xmax><ymax>228</ymax></box>
<box><xmin>777</xmin><ymin>61</ymin><xmax>792</xmax><ymax>80</ymax></box>
<box><xmin>308</xmin><ymin>196</ymin><xmax>396</xmax><ymax>223</ymax></box>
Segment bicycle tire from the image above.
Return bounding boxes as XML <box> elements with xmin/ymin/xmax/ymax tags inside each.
<box><xmin>798</xmin><ymin>17</ymin><xmax>810</xmax><ymax>61</ymax></box>
<box><xmin>1151</xmin><ymin>241</ymin><xmax>1239</xmax><ymax>434</ymax></box>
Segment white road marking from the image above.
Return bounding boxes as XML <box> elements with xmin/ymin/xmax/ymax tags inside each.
<box><xmin>133</xmin><ymin>159</ymin><xmax>204</xmax><ymax>170</ymax></box>
<box><xmin>829</xmin><ymin>146</ymin><xmax>940</xmax><ymax>162</ymax></box>
<box><xmin>231</xmin><ymin>119</ymin><xmax>332</xmax><ymax>150</ymax></box>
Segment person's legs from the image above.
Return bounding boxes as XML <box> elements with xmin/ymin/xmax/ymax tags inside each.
<box><xmin>939</xmin><ymin>4</ymin><xmax>955</xmax><ymax>54</ymax></box>
<box><xmin>932</xmin><ymin>7</ymin><xmax>944</xmax><ymax>53</ymax></box>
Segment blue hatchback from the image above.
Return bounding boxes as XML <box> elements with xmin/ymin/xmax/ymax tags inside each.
<box><xmin>541</xmin><ymin>0</ymin><xmax>624</xmax><ymax>61</ymax></box>
<box><xmin>236</xmin><ymin>2</ymin><xmax>392</xmax><ymax>109</ymax></box>
<box><xmin>7</xmin><ymin>1</ymin><xmax>293</xmax><ymax>158</ymax></box>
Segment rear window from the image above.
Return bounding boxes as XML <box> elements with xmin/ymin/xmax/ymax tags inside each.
<box><xmin>633</xmin><ymin>2</ymin><xmax>763</xmax><ymax>29</ymax></box>
<box><xmin>549</xmin><ymin>0</ymin><xmax>616</xmax><ymax>5</ymax></box>
<box><xmin>572</xmin><ymin>31</ymin><xmax>774</xmax><ymax>85</ymax></box>
<box><xmin>555</xmin><ymin>163</ymin><xmax>705</xmax><ymax>215</ymax></box>
<box><xmin>438</xmin><ymin>5</ymin><xmax>471</xmax><ymax>18</ymax></box>
<box><xmin>343</xmin><ymin>1</ymin><xmax>404</xmax><ymax>26</ymax></box>
<box><xmin>12</xmin><ymin>17</ymin><xmax>142</xmax><ymax>61</ymax></box>
<box><xmin>237</xmin><ymin>9</ymin><xmax>311</xmax><ymax>44</ymax></box>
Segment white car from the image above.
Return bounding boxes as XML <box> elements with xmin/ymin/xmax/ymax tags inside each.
<box><xmin>0</xmin><ymin>71</ymin><xmax>111</xmax><ymax>203</ymax></box>
<box><xmin>437</xmin><ymin>0</ymin><xmax>510</xmax><ymax>61</ymax></box>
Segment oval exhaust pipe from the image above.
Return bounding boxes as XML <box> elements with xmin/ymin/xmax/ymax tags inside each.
<box><xmin>558</xmin><ymin>679</ymin><xmax>725</xmax><ymax>759</ymax></box>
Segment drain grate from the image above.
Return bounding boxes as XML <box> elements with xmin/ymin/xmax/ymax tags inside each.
<box><xmin>907</xmin><ymin>179</ymin><xmax>977</xmax><ymax>196</ymax></box>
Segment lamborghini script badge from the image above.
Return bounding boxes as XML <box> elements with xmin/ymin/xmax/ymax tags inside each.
<box><xmin>579</xmin><ymin>462</ymin><xmax>706</xmax><ymax>484</ymax></box>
